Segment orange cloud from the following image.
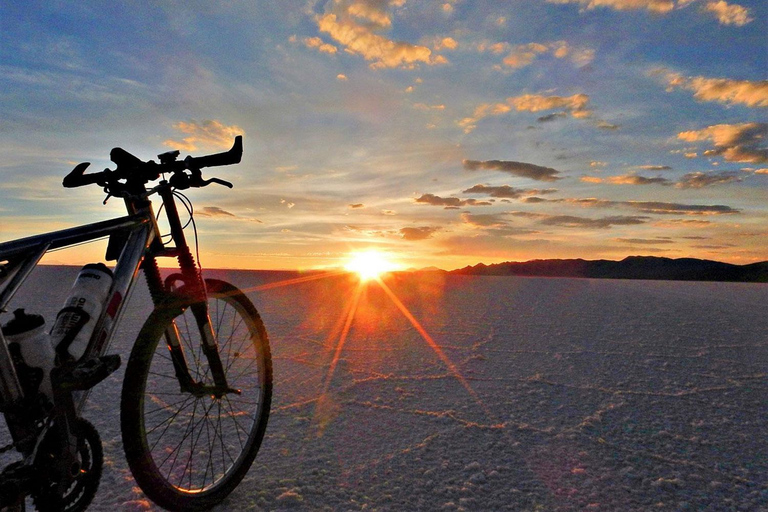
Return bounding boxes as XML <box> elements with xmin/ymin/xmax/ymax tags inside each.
<box><xmin>678</xmin><ymin>123</ymin><xmax>768</xmax><ymax>163</ymax></box>
<box><xmin>704</xmin><ymin>1</ymin><xmax>753</xmax><ymax>26</ymax></box>
<box><xmin>303</xmin><ymin>36</ymin><xmax>339</xmax><ymax>54</ymax></box>
<box><xmin>163</xmin><ymin>120</ymin><xmax>243</xmax><ymax>152</ymax></box>
<box><xmin>501</xmin><ymin>41</ymin><xmax>594</xmax><ymax>70</ymax></box>
<box><xmin>317</xmin><ymin>0</ymin><xmax>441</xmax><ymax>69</ymax></box>
<box><xmin>546</xmin><ymin>0</ymin><xmax>676</xmax><ymax>13</ymax></box>
<box><xmin>459</xmin><ymin>93</ymin><xmax>592</xmax><ymax>132</ymax></box>
<box><xmin>662</xmin><ymin>72</ymin><xmax>768</xmax><ymax>107</ymax></box>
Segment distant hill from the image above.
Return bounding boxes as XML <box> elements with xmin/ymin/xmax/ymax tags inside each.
<box><xmin>449</xmin><ymin>256</ymin><xmax>768</xmax><ymax>283</ymax></box>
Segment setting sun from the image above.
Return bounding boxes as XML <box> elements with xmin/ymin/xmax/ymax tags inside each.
<box><xmin>344</xmin><ymin>250</ymin><xmax>401</xmax><ymax>281</ymax></box>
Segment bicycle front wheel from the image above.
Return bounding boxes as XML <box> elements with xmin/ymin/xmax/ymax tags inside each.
<box><xmin>120</xmin><ymin>278</ymin><xmax>272</xmax><ymax>511</ymax></box>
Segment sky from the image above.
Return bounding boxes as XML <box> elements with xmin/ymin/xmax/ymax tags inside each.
<box><xmin>1</xmin><ymin>0</ymin><xmax>766</xmax><ymax>271</ymax></box>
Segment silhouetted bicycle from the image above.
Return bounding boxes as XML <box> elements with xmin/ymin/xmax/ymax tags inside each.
<box><xmin>0</xmin><ymin>136</ymin><xmax>272</xmax><ymax>511</ymax></box>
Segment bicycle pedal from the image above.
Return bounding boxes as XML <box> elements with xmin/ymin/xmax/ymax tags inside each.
<box><xmin>56</xmin><ymin>354</ymin><xmax>122</xmax><ymax>391</ymax></box>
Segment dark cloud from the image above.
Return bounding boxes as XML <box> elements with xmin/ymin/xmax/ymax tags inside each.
<box><xmin>637</xmin><ymin>165</ymin><xmax>672</xmax><ymax>171</ymax></box>
<box><xmin>625</xmin><ymin>201</ymin><xmax>740</xmax><ymax>215</ymax></box>
<box><xmin>197</xmin><ymin>206</ymin><xmax>236</xmax><ymax>217</ymax></box>
<box><xmin>511</xmin><ymin>212</ymin><xmax>650</xmax><ymax>229</ymax></box>
<box><xmin>400</xmin><ymin>226</ymin><xmax>440</xmax><ymax>241</ymax></box>
<box><xmin>537</xmin><ymin>112</ymin><xmax>567</xmax><ymax>123</ymax></box>
<box><xmin>462</xmin><ymin>184</ymin><xmax>558</xmax><ymax>198</ymax></box>
<box><xmin>348</xmin><ymin>203</ymin><xmax>365</xmax><ymax>209</ymax></box>
<box><xmin>414</xmin><ymin>193</ymin><xmax>492</xmax><ymax>208</ymax></box>
<box><xmin>562</xmin><ymin>198</ymin><xmax>740</xmax><ymax>215</ymax></box>
<box><xmin>615</xmin><ymin>238</ymin><xmax>675</xmax><ymax>244</ymax></box>
<box><xmin>675</xmin><ymin>171</ymin><xmax>742</xmax><ymax>189</ymax></box>
<box><xmin>463</xmin><ymin>159</ymin><xmax>562</xmax><ymax>182</ymax></box>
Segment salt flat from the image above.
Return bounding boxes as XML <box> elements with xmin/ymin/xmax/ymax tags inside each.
<box><xmin>3</xmin><ymin>267</ymin><xmax>767</xmax><ymax>511</ymax></box>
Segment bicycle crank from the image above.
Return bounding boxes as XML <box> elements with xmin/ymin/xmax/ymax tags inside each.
<box><xmin>31</xmin><ymin>418</ymin><xmax>103</xmax><ymax>512</ymax></box>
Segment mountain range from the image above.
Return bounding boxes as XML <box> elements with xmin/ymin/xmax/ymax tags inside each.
<box><xmin>445</xmin><ymin>256</ymin><xmax>768</xmax><ymax>283</ymax></box>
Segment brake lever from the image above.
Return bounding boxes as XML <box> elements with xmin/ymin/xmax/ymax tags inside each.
<box><xmin>203</xmin><ymin>178</ymin><xmax>234</xmax><ymax>189</ymax></box>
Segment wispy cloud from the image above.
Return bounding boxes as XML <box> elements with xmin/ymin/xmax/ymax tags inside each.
<box><xmin>463</xmin><ymin>159</ymin><xmax>563</xmax><ymax>182</ymax></box>
<box><xmin>414</xmin><ymin>193</ymin><xmax>492</xmax><ymax>208</ymax></box>
<box><xmin>163</xmin><ymin>120</ymin><xmax>243</xmax><ymax>152</ymax></box>
<box><xmin>547</xmin><ymin>0</ymin><xmax>753</xmax><ymax>26</ymax></box>
<box><xmin>459</xmin><ymin>93</ymin><xmax>593</xmax><ymax>132</ymax></box>
<box><xmin>546</xmin><ymin>0</ymin><xmax>676</xmax><ymax>13</ymax></box>
<box><xmin>400</xmin><ymin>226</ymin><xmax>440</xmax><ymax>240</ymax></box>
<box><xmin>530</xmin><ymin>197</ymin><xmax>741</xmax><ymax>215</ymax></box>
<box><xmin>675</xmin><ymin>171</ymin><xmax>742</xmax><ymax>188</ymax></box>
<box><xmin>615</xmin><ymin>237</ymin><xmax>675</xmax><ymax>244</ymax></box>
<box><xmin>603</xmin><ymin>174</ymin><xmax>672</xmax><ymax>185</ymax></box>
<box><xmin>661</xmin><ymin>71</ymin><xmax>768</xmax><ymax>107</ymax></box>
<box><xmin>197</xmin><ymin>206</ymin><xmax>236</xmax><ymax>217</ymax></box>
<box><xmin>500</xmin><ymin>41</ymin><xmax>594</xmax><ymax>70</ymax></box>
<box><xmin>316</xmin><ymin>0</ymin><xmax>443</xmax><ymax>69</ymax></box>
<box><xmin>512</xmin><ymin>211</ymin><xmax>651</xmax><ymax>229</ymax></box>
<box><xmin>298</xmin><ymin>36</ymin><xmax>339</xmax><ymax>54</ymax></box>
<box><xmin>678</xmin><ymin>123</ymin><xmax>768</xmax><ymax>163</ymax></box>
<box><xmin>462</xmin><ymin>184</ymin><xmax>558</xmax><ymax>198</ymax></box>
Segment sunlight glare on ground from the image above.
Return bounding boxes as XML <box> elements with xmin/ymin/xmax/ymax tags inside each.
<box><xmin>344</xmin><ymin>250</ymin><xmax>401</xmax><ymax>281</ymax></box>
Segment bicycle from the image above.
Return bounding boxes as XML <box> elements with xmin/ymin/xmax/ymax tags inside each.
<box><xmin>0</xmin><ymin>136</ymin><xmax>272</xmax><ymax>511</ymax></box>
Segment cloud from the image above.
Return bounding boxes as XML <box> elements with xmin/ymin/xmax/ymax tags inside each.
<box><xmin>348</xmin><ymin>203</ymin><xmax>365</xmax><ymax>209</ymax></box>
<box><xmin>583</xmin><ymin>171</ymin><xmax>738</xmax><ymax>188</ymax></box>
<box><xmin>661</xmin><ymin>72</ymin><xmax>768</xmax><ymax>107</ymax></box>
<box><xmin>512</xmin><ymin>211</ymin><xmax>650</xmax><ymax>229</ymax></box>
<box><xmin>163</xmin><ymin>120</ymin><xmax>243</xmax><ymax>151</ymax></box>
<box><xmin>677</xmin><ymin>123</ymin><xmax>768</xmax><ymax>163</ymax></box>
<box><xmin>623</xmin><ymin>200</ymin><xmax>740</xmax><ymax>215</ymax></box>
<box><xmin>605</xmin><ymin>174</ymin><xmax>672</xmax><ymax>185</ymax></box>
<box><xmin>501</xmin><ymin>41</ymin><xmax>594</xmax><ymax>70</ymax></box>
<box><xmin>317</xmin><ymin>0</ymin><xmax>441</xmax><ymax>69</ymax></box>
<box><xmin>538</xmin><ymin>112</ymin><xmax>568</xmax><ymax>123</ymax></box>
<box><xmin>463</xmin><ymin>159</ymin><xmax>562</xmax><ymax>182</ymax></box>
<box><xmin>400</xmin><ymin>226</ymin><xmax>440</xmax><ymax>240</ymax></box>
<box><xmin>197</xmin><ymin>206</ymin><xmax>236</xmax><ymax>217</ymax></box>
<box><xmin>302</xmin><ymin>36</ymin><xmax>338</xmax><ymax>54</ymax></box>
<box><xmin>637</xmin><ymin>165</ymin><xmax>672</xmax><ymax>170</ymax></box>
<box><xmin>462</xmin><ymin>184</ymin><xmax>558</xmax><ymax>198</ymax></box>
<box><xmin>546</xmin><ymin>0</ymin><xmax>676</xmax><ymax>13</ymax></box>
<box><xmin>675</xmin><ymin>171</ymin><xmax>742</xmax><ymax>188</ymax></box>
<box><xmin>414</xmin><ymin>193</ymin><xmax>492</xmax><ymax>208</ymax></box>
<box><xmin>615</xmin><ymin>238</ymin><xmax>675</xmax><ymax>244</ymax></box>
<box><xmin>704</xmin><ymin>1</ymin><xmax>753</xmax><ymax>26</ymax></box>
<box><xmin>459</xmin><ymin>93</ymin><xmax>595</xmax><ymax>132</ymax></box>
<box><xmin>536</xmin><ymin>197</ymin><xmax>741</xmax><ymax>215</ymax></box>
<box><xmin>435</xmin><ymin>37</ymin><xmax>458</xmax><ymax>50</ymax></box>
<box><xmin>460</xmin><ymin>212</ymin><xmax>510</xmax><ymax>228</ymax></box>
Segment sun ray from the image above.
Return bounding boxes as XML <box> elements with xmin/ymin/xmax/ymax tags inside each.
<box><xmin>374</xmin><ymin>277</ymin><xmax>489</xmax><ymax>411</ymax></box>
<box><xmin>246</xmin><ymin>269</ymin><xmax>347</xmax><ymax>292</ymax></box>
<box><xmin>321</xmin><ymin>282</ymin><xmax>364</xmax><ymax>395</ymax></box>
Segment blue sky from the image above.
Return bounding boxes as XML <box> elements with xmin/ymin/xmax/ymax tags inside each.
<box><xmin>1</xmin><ymin>0</ymin><xmax>766</xmax><ymax>270</ymax></box>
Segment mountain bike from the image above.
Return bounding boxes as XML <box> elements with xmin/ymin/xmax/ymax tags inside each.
<box><xmin>0</xmin><ymin>136</ymin><xmax>272</xmax><ymax>511</ymax></box>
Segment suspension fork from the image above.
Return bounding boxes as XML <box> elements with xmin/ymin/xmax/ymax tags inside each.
<box><xmin>149</xmin><ymin>185</ymin><xmax>233</xmax><ymax>395</ymax></box>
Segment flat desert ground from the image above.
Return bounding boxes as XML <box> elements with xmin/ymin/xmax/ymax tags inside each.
<box><xmin>3</xmin><ymin>267</ymin><xmax>767</xmax><ymax>511</ymax></box>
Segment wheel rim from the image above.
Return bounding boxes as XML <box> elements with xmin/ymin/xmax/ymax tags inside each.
<box><xmin>139</xmin><ymin>291</ymin><xmax>267</xmax><ymax>493</ymax></box>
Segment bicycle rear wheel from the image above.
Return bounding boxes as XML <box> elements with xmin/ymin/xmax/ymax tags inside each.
<box><xmin>120</xmin><ymin>279</ymin><xmax>272</xmax><ymax>511</ymax></box>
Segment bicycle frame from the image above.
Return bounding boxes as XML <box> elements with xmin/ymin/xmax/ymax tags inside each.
<box><xmin>0</xmin><ymin>178</ymin><xmax>231</xmax><ymax>428</ymax></box>
<box><xmin>0</xmin><ymin>211</ymin><xmax>155</xmax><ymax>409</ymax></box>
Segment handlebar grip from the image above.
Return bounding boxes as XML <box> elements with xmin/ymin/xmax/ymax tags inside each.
<box><xmin>184</xmin><ymin>135</ymin><xmax>242</xmax><ymax>169</ymax></box>
<box><xmin>63</xmin><ymin>162</ymin><xmax>92</xmax><ymax>188</ymax></box>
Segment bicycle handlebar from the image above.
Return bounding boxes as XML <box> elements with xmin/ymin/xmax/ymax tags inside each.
<box><xmin>63</xmin><ymin>136</ymin><xmax>243</xmax><ymax>192</ymax></box>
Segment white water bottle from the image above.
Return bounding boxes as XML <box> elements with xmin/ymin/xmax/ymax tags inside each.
<box><xmin>50</xmin><ymin>263</ymin><xmax>114</xmax><ymax>362</ymax></box>
<box><xmin>2</xmin><ymin>309</ymin><xmax>56</xmax><ymax>402</ymax></box>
